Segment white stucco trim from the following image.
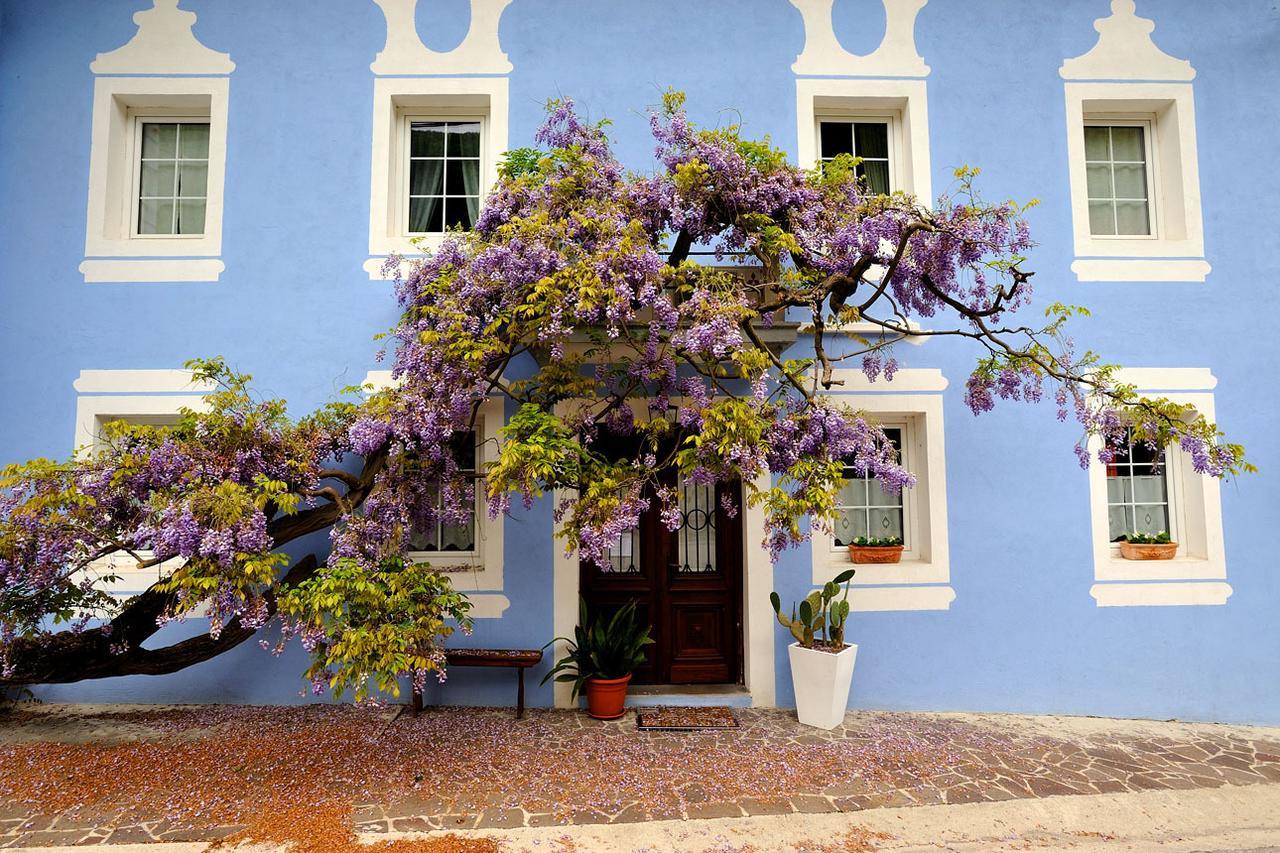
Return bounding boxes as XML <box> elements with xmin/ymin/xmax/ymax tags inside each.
<box><xmin>789</xmin><ymin>0</ymin><xmax>929</xmax><ymax>78</ymax></box>
<box><xmin>1085</xmin><ymin>368</ymin><xmax>1228</xmax><ymax>606</ymax></box>
<box><xmin>1059</xmin><ymin>0</ymin><xmax>1194</xmax><ymax>82</ymax></box>
<box><xmin>810</xmin><ymin>370</ymin><xmax>952</xmax><ymax>610</ymax></box>
<box><xmin>73</xmin><ymin>394</ymin><xmax>209</xmax><ymax>455</ymax></box>
<box><xmin>465</xmin><ymin>593</ymin><xmax>511</xmax><ymax>619</ymax></box>
<box><xmin>1062</xmin><ymin>82</ymin><xmax>1206</xmax><ymax>281</ymax></box>
<box><xmin>366</xmin><ymin>76</ymin><xmax>508</xmax><ymax>276</ymax></box>
<box><xmin>82</xmin><ymin>76</ymin><xmax>231</xmax><ymax>278</ymax></box>
<box><xmin>361</xmin><ymin>371</ymin><xmax>506</xmax><ymax>589</ymax></box>
<box><xmin>90</xmin><ymin>0</ymin><xmax>234</xmax><ymax>75</ymax></box>
<box><xmin>1090</xmin><ymin>582</ymin><xmax>1231</xmax><ymax>608</ymax></box>
<box><xmin>550</xmin><ymin>488</ymin><xmax>579</xmax><ymax>709</ymax></box>
<box><xmin>74</xmin><ymin>369</ymin><xmax>213</xmax><ymax>395</ymax></box>
<box><xmin>369</xmin><ymin>0</ymin><xmax>513</xmax><ymax>75</ymax></box>
<box><xmin>796</xmin><ymin>77</ymin><xmax>932</xmax><ymax>203</ymax></box>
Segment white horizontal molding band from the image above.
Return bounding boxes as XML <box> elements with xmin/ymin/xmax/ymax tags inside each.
<box><xmin>80</xmin><ymin>258</ymin><xmax>225</xmax><ymax>283</ymax></box>
<box><xmin>1113</xmin><ymin>367</ymin><xmax>1217</xmax><ymax>393</ymax></box>
<box><xmin>74</xmin><ymin>369</ymin><xmax>214</xmax><ymax>394</ymax></box>
<box><xmin>1072</xmin><ymin>258</ymin><xmax>1211</xmax><ymax>283</ymax></box>
<box><xmin>848</xmin><ymin>584</ymin><xmax>955</xmax><ymax>612</ymax></box>
<box><xmin>1090</xmin><ymin>581</ymin><xmax>1232</xmax><ymax>607</ymax></box>
<box><xmin>824</xmin><ymin>367</ymin><xmax>948</xmax><ymax>393</ymax></box>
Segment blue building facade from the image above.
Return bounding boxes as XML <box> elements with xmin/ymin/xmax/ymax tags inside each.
<box><xmin>1</xmin><ymin>0</ymin><xmax>1277</xmax><ymax>723</ymax></box>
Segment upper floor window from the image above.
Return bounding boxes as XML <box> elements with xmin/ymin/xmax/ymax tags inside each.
<box><xmin>1105</xmin><ymin>431</ymin><xmax>1170</xmax><ymax>542</ymax></box>
<box><xmin>406</xmin><ymin>120</ymin><xmax>482</xmax><ymax>234</ymax></box>
<box><xmin>136</xmin><ymin>121</ymin><xmax>210</xmax><ymax>237</ymax></box>
<box><xmin>819</xmin><ymin>120</ymin><xmax>891</xmax><ymax>195</ymax></box>
<box><xmin>834</xmin><ymin>426</ymin><xmax>905</xmax><ymax>546</ymax></box>
<box><xmin>1084</xmin><ymin>124</ymin><xmax>1152</xmax><ymax>238</ymax></box>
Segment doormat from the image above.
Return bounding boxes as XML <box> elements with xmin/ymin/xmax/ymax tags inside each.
<box><xmin>636</xmin><ymin>706</ymin><xmax>738</xmax><ymax>730</ymax></box>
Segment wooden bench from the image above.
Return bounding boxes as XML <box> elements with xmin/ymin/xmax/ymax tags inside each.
<box><xmin>410</xmin><ymin>648</ymin><xmax>544</xmax><ymax>719</ymax></box>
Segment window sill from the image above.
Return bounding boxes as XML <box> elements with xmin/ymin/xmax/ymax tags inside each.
<box><xmin>1072</xmin><ymin>257</ymin><xmax>1210</xmax><ymax>282</ymax></box>
<box><xmin>816</xmin><ymin>557</ymin><xmax>946</xmax><ymax>587</ymax></box>
<box><xmin>80</xmin><ymin>258</ymin><xmax>224</xmax><ymax>283</ymax></box>
<box><xmin>1090</xmin><ymin>581</ymin><xmax>1231</xmax><ymax>607</ymax></box>
<box><xmin>1094</xmin><ymin>554</ymin><xmax>1225</xmax><ymax>583</ymax></box>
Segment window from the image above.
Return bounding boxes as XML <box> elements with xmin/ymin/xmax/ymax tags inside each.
<box><xmin>810</xmin><ymin>369</ymin><xmax>953</xmax><ymax>613</ymax></box>
<box><xmin>135</xmin><ymin>121</ymin><xmax>210</xmax><ymax>236</ymax></box>
<box><xmin>408</xmin><ymin>431</ymin><xmax>478</xmax><ymax>556</ymax></box>
<box><xmin>405</xmin><ymin>120</ymin><xmax>482</xmax><ymax>234</ymax></box>
<box><xmin>366</xmin><ymin>78</ymin><xmax>509</xmax><ymax>278</ymax></box>
<box><xmin>833</xmin><ymin>427</ymin><xmax>905</xmax><ymax>546</ymax></box>
<box><xmin>1105</xmin><ymin>431</ymin><xmax>1171</xmax><ymax>543</ymax></box>
<box><xmin>819</xmin><ymin>121</ymin><xmax>891</xmax><ymax>194</ymax></box>
<box><xmin>796</xmin><ymin>79</ymin><xmax>931</xmax><ymax>202</ymax></box>
<box><xmin>1086</xmin><ymin>369</ymin><xmax>1229</xmax><ymax>607</ymax></box>
<box><xmin>1084</xmin><ymin>124</ymin><xmax>1153</xmax><ymax>237</ymax></box>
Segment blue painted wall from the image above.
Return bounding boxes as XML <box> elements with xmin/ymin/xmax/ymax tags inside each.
<box><xmin>1</xmin><ymin>0</ymin><xmax>1277</xmax><ymax>723</ymax></box>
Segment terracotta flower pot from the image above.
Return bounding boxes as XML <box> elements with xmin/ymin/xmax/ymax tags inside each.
<box><xmin>1119</xmin><ymin>541</ymin><xmax>1178</xmax><ymax>560</ymax></box>
<box><xmin>848</xmin><ymin>544</ymin><xmax>904</xmax><ymax>564</ymax></box>
<box><xmin>584</xmin><ymin>674</ymin><xmax>631</xmax><ymax>720</ymax></box>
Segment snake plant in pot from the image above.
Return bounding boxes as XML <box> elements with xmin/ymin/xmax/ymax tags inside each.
<box><xmin>542</xmin><ymin>596</ymin><xmax>653</xmax><ymax>719</ymax></box>
<box><xmin>771</xmin><ymin>568</ymin><xmax>857</xmax><ymax>729</ymax></box>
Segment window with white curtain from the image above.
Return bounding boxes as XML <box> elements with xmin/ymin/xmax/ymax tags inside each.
<box><xmin>1084</xmin><ymin>123</ymin><xmax>1154</xmax><ymax>237</ymax></box>
<box><xmin>405</xmin><ymin>119</ymin><xmax>483</xmax><ymax>234</ymax></box>
<box><xmin>1105</xmin><ymin>430</ymin><xmax>1173</xmax><ymax>542</ymax></box>
<box><xmin>134</xmin><ymin>120</ymin><xmax>210</xmax><ymax>236</ymax></box>
<box><xmin>408</xmin><ymin>431</ymin><xmax>479</xmax><ymax>556</ymax></box>
<box><xmin>818</xmin><ymin>119</ymin><xmax>892</xmax><ymax>195</ymax></box>
<box><xmin>833</xmin><ymin>426</ymin><xmax>907</xmax><ymax>548</ymax></box>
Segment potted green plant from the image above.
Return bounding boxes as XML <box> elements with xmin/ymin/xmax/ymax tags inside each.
<box><xmin>771</xmin><ymin>569</ymin><xmax>857</xmax><ymax>730</ymax></box>
<box><xmin>1118</xmin><ymin>531</ymin><xmax>1178</xmax><ymax>560</ymax></box>
<box><xmin>848</xmin><ymin>535</ymin><xmax>904</xmax><ymax>564</ymax></box>
<box><xmin>542</xmin><ymin>596</ymin><xmax>653</xmax><ymax>720</ymax></box>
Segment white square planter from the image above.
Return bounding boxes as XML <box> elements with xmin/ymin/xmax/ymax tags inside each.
<box><xmin>788</xmin><ymin>642</ymin><xmax>858</xmax><ymax>730</ymax></box>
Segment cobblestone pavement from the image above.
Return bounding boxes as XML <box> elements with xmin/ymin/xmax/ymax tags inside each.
<box><xmin>1</xmin><ymin>704</ymin><xmax>1278</xmax><ymax>847</ymax></box>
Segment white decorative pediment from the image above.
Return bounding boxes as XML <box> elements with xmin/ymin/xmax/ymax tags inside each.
<box><xmin>90</xmin><ymin>0</ymin><xmax>234</xmax><ymax>75</ymax></box>
<box><xmin>1060</xmin><ymin>0</ymin><xmax>1194</xmax><ymax>81</ymax></box>
<box><xmin>790</xmin><ymin>0</ymin><xmax>929</xmax><ymax>78</ymax></box>
<box><xmin>370</xmin><ymin>0</ymin><xmax>513</xmax><ymax>76</ymax></box>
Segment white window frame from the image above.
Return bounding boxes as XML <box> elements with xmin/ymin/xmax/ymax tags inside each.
<box><xmin>398</xmin><ymin>114</ymin><xmax>488</xmax><ymax>238</ymax></box>
<box><xmin>365</xmin><ymin>77</ymin><xmax>508</xmax><ymax>279</ymax></box>
<box><xmin>811</xmin><ymin>369</ymin><xmax>953</xmax><ymax>612</ymax></box>
<box><xmin>1086</xmin><ymin>369</ymin><xmax>1229</xmax><ymax>607</ymax></box>
<box><xmin>362</xmin><ymin>372</ymin><xmax>505</xmax><ymax>591</ymax></box>
<box><xmin>1064</xmin><ymin>83</ymin><xmax>1208</xmax><ymax>282</ymax></box>
<box><xmin>815</xmin><ymin>115</ymin><xmax>896</xmax><ymax>193</ymax></box>
<box><xmin>81</xmin><ymin>77</ymin><xmax>229</xmax><ymax>283</ymax></box>
<box><xmin>796</xmin><ymin>78</ymin><xmax>932</xmax><ymax>203</ymax></box>
<box><xmin>72</xmin><ymin>370</ymin><xmax>212</xmax><ymax>596</ymax></box>
<box><xmin>129</xmin><ymin>115</ymin><xmax>212</xmax><ymax>240</ymax></box>
<box><xmin>1082</xmin><ymin>118</ymin><xmax>1159</xmax><ymax>240</ymax></box>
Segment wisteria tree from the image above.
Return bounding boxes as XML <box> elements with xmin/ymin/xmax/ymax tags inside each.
<box><xmin>0</xmin><ymin>93</ymin><xmax>1248</xmax><ymax>699</ymax></box>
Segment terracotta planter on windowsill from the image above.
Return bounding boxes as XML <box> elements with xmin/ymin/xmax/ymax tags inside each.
<box><xmin>848</xmin><ymin>544</ymin><xmax>904</xmax><ymax>564</ymax></box>
<box><xmin>1119</xmin><ymin>541</ymin><xmax>1178</xmax><ymax>561</ymax></box>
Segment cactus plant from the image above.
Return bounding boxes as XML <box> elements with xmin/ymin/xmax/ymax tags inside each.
<box><xmin>770</xmin><ymin>568</ymin><xmax>856</xmax><ymax>649</ymax></box>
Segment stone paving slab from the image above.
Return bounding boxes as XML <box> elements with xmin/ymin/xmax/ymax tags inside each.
<box><xmin>1</xmin><ymin>704</ymin><xmax>1278</xmax><ymax>845</ymax></box>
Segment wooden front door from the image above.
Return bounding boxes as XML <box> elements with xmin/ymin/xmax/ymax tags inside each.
<box><xmin>580</xmin><ymin>474</ymin><xmax>743</xmax><ymax>685</ymax></box>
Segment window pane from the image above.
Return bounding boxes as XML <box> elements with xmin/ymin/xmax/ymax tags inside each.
<box><xmin>1111</xmin><ymin>163</ymin><xmax>1147</xmax><ymax>199</ymax></box>
<box><xmin>836</xmin><ymin>476</ymin><xmax>868</xmax><ymax>508</ymax></box>
<box><xmin>859</xmin><ymin>160</ymin><xmax>890</xmax><ymax>195</ymax></box>
<box><xmin>1106</xmin><ymin>476</ymin><xmax>1131</xmax><ymax>504</ymax></box>
<box><xmin>410</xmin><ymin>159</ymin><xmax>443</xmax><ymax>195</ymax></box>
<box><xmin>177</xmin><ymin>123</ymin><xmax>210</xmax><ymax>159</ymax></box>
<box><xmin>141</xmin><ymin>123</ymin><xmax>177</xmax><ymax>158</ymax></box>
<box><xmin>447</xmin><ymin>122</ymin><xmax>481</xmax><ymax>157</ymax></box>
<box><xmin>175</xmin><ymin>199</ymin><xmax>206</xmax><ymax>235</ymax></box>
<box><xmin>1108</xmin><ymin>505</ymin><xmax>1131</xmax><ymax>542</ymax></box>
<box><xmin>1114</xmin><ymin>200</ymin><xmax>1151</xmax><ymax>235</ymax></box>
<box><xmin>176</xmin><ymin>161</ymin><xmax>208</xmax><ymax>197</ymax></box>
<box><xmin>1132</xmin><ymin>504</ymin><xmax>1168</xmax><ymax>536</ymax></box>
<box><xmin>139</xmin><ymin>160</ymin><xmax>176</xmax><ymax>197</ymax></box>
<box><xmin>445</xmin><ymin>196</ymin><xmax>476</xmax><ymax>230</ymax></box>
<box><xmin>445</xmin><ymin>159</ymin><xmax>480</xmax><ymax>196</ymax></box>
<box><xmin>1083</xmin><ymin>126</ymin><xmax>1111</xmax><ymax>160</ymax></box>
<box><xmin>1088</xmin><ymin>201</ymin><xmax>1116</xmax><ymax>236</ymax></box>
<box><xmin>866</xmin><ymin>477</ymin><xmax>902</xmax><ymax>508</ymax></box>
<box><xmin>1110</xmin><ymin>126</ymin><xmax>1145</xmax><ymax>161</ymax></box>
<box><xmin>409</xmin><ymin>196</ymin><xmax>443</xmax><ymax>232</ymax></box>
<box><xmin>867</xmin><ymin>507</ymin><xmax>903</xmax><ymax>540</ymax></box>
<box><xmin>411</xmin><ymin>122</ymin><xmax>447</xmax><ymax>157</ymax></box>
<box><xmin>854</xmin><ymin>122</ymin><xmax>889</xmax><ymax>159</ymax></box>
<box><xmin>819</xmin><ymin>121</ymin><xmax>853</xmax><ymax>158</ymax></box>
<box><xmin>833</xmin><ymin>508</ymin><xmax>868</xmax><ymax>546</ymax></box>
<box><xmin>1131</xmin><ymin>470</ymin><xmax>1167</xmax><ymax>504</ymax></box>
<box><xmin>408</xmin><ymin>525</ymin><xmax>438</xmax><ymax>552</ymax></box>
<box><xmin>1085</xmin><ymin>164</ymin><xmax>1113</xmax><ymax>199</ymax></box>
<box><xmin>138</xmin><ymin>198</ymin><xmax>174</xmax><ymax>234</ymax></box>
<box><xmin>439</xmin><ymin>521</ymin><xmax>475</xmax><ymax>552</ymax></box>
<box><xmin>1126</xmin><ymin>441</ymin><xmax>1163</xmax><ymax>466</ymax></box>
